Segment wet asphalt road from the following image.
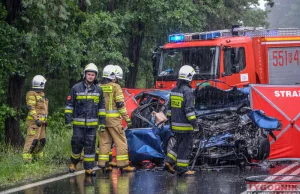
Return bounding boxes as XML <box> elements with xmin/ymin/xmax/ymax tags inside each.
<box><xmin>3</xmin><ymin>162</ymin><xmax>300</xmax><ymax>194</ymax></box>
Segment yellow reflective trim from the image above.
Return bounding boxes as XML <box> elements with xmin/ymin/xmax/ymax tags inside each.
<box><xmin>76</xmin><ymin>96</ymin><xmax>86</xmax><ymax>100</ymax></box>
<box><xmin>87</xmin><ymin>96</ymin><xmax>99</xmax><ymax>103</ymax></box>
<box><xmin>106</xmin><ymin>113</ymin><xmax>120</xmax><ymax>117</ymax></box>
<box><xmin>76</xmin><ymin>96</ymin><xmax>99</xmax><ymax>103</ymax></box>
<box><xmin>71</xmin><ymin>154</ymin><xmax>80</xmax><ymax>159</ymax></box>
<box><xmin>86</xmin><ymin>122</ymin><xmax>98</xmax><ymax>126</ymax></box>
<box><xmin>177</xmin><ymin>162</ymin><xmax>189</xmax><ymax>167</ymax></box>
<box><xmin>22</xmin><ymin>153</ymin><xmax>32</xmax><ymax>159</ymax></box>
<box><xmin>98</xmin><ymin>155</ymin><xmax>109</xmax><ymax>161</ymax></box>
<box><xmin>262</xmin><ymin>37</ymin><xmax>300</xmax><ymax>42</ymax></box>
<box><xmin>118</xmin><ymin>108</ymin><xmax>127</xmax><ymax>114</ymax></box>
<box><xmin>84</xmin><ymin>158</ymin><xmax>95</xmax><ymax>162</ymax></box>
<box><xmin>27</xmin><ymin>116</ymin><xmax>46</xmax><ymax>121</ymax></box>
<box><xmin>187</xmin><ymin>115</ymin><xmax>196</xmax><ymax>121</ymax></box>
<box><xmin>167</xmin><ymin>153</ymin><xmax>177</xmax><ymax>161</ymax></box>
<box><xmin>29</xmin><ymin>110</ymin><xmax>37</xmax><ymax>115</ymax></box>
<box><xmin>98</xmin><ymin>112</ymin><xmax>106</xmax><ymax>116</ymax></box>
<box><xmin>109</xmin><ymin>152</ymin><xmax>112</xmax><ymax>155</ymax></box>
<box><xmin>99</xmin><ymin>124</ymin><xmax>105</xmax><ymax>128</ymax></box>
<box><xmin>28</xmin><ymin>100</ymin><xmax>36</xmax><ymax>104</ymax></box>
<box><xmin>170</xmin><ymin>96</ymin><xmax>183</xmax><ymax>101</ymax></box>
<box><xmin>116</xmin><ymin>155</ymin><xmax>129</xmax><ymax>161</ymax></box>
<box><xmin>30</xmin><ymin>129</ymin><xmax>36</xmax><ymax>135</ymax></box>
<box><xmin>171</xmin><ymin>126</ymin><xmax>193</xmax><ymax>131</ymax></box>
<box><xmin>64</xmin><ymin>109</ymin><xmax>73</xmax><ymax>113</ymax></box>
<box><xmin>72</xmin><ymin>121</ymin><xmax>85</xmax><ymax>125</ymax></box>
<box><xmin>116</xmin><ymin>95</ymin><xmax>124</xmax><ymax>100</ymax></box>
<box><xmin>100</xmin><ymin>85</ymin><xmax>113</xmax><ymax>93</ymax></box>
<box><xmin>109</xmin><ymin>93</ymin><xmax>113</xmax><ymax>110</ymax></box>
<box><xmin>167</xmin><ymin>112</ymin><xmax>171</xmax><ymax>116</ymax></box>
<box><xmin>29</xmin><ymin>96</ymin><xmax>35</xmax><ymax>100</ymax></box>
<box><xmin>36</xmin><ymin>96</ymin><xmax>43</xmax><ymax>100</ymax></box>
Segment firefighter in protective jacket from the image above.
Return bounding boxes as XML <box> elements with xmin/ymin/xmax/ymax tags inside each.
<box><xmin>165</xmin><ymin>65</ymin><xmax>199</xmax><ymax>176</ymax></box>
<box><xmin>23</xmin><ymin>75</ymin><xmax>48</xmax><ymax>163</ymax></box>
<box><xmin>97</xmin><ymin>64</ymin><xmax>135</xmax><ymax>172</ymax></box>
<box><xmin>65</xmin><ymin>63</ymin><xmax>106</xmax><ymax>176</ymax></box>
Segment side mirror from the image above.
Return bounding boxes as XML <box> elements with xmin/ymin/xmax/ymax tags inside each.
<box><xmin>231</xmin><ymin>65</ymin><xmax>240</xmax><ymax>74</ymax></box>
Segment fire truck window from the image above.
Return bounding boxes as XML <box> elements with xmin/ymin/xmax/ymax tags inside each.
<box><xmin>224</xmin><ymin>47</ymin><xmax>245</xmax><ymax>74</ymax></box>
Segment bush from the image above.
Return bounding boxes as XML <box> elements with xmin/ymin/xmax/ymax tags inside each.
<box><xmin>0</xmin><ymin>111</ymin><xmax>72</xmax><ymax>187</ymax></box>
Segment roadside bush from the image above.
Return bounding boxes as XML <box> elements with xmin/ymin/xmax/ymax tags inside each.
<box><xmin>0</xmin><ymin>111</ymin><xmax>72</xmax><ymax>188</ymax></box>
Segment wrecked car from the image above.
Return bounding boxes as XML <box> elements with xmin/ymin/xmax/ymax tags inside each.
<box><xmin>124</xmin><ymin>83</ymin><xmax>282</xmax><ymax>167</ymax></box>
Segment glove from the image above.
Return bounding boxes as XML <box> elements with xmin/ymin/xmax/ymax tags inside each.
<box><xmin>66</xmin><ymin>123</ymin><xmax>73</xmax><ymax>129</ymax></box>
<box><xmin>126</xmin><ymin>119</ymin><xmax>132</xmax><ymax>128</ymax></box>
<box><xmin>35</xmin><ymin>119</ymin><xmax>42</xmax><ymax>127</ymax></box>
<box><xmin>98</xmin><ymin>124</ymin><xmax>105</xmax><ymax>132</ymax></box>
<box><xmin>44</xmin><ymin>121</ymin><xmax>48</xmax><ymax>127</ymax></box>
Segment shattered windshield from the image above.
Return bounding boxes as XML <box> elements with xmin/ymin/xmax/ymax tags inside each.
<box><xmin>157</xmin><ymin>46</ymin><xmax>220</xmax><ymax>80</ymax></box>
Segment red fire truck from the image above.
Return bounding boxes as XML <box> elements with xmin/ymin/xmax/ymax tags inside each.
<box><xmin>152</xmin><ymin>27</ymin><xmax>300</xmax><ymax>89</ymax></box>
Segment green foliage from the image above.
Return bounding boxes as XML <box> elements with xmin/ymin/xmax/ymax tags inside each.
<box><xmin>0</xmin><ymin>112</ymin><xmax>72</xmax><ymax>187</ymax></box>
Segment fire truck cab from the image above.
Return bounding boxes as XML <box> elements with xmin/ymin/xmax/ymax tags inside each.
<box><xmin>152</xmin><ymin>27</ymin><xmax>300</xmax><ymax>89</ymax></box>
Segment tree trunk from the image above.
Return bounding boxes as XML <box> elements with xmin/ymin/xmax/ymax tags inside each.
<box><xmin>125</xmin><ymin>20</ymin><xmax>144</xmax><ymax>88</ymax></box>
<box><xmin>4</xmin><ymin>0</ymin><xmax>22</xmax><ymax>25</ymax></box>
<box><xmin>79</xmin><ymin>0</ymin><xmax>86</xmax><ymax>12</ymax></box>
<box><xmin>5</xmin><ymin>74</ymin><xmax>25</xmax><ymax>147</ymax></box>
<box><xmin>107</xmin><ymin>0</ymin><xmax>116</xmax><ymax>13</ymax></box>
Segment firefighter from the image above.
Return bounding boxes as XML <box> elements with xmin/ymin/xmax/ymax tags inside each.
<box><xmin>97</xmin><ymin>64</ymin><xmax>135</xmax><ymax>172</ymax></box>
<box><xmin>164</xmin><ymin>65</ymin><xmax>199</xmax><ymax>176</ymax></box>
<box><xmin>23</xmin><ymin>75</ymin><xmax>48</xmax><ymax>163</ymax></box>
<box><xmin>65</xmin><ymin>63</ymin><xmax>106</xmax><ymax>176</ymax></box>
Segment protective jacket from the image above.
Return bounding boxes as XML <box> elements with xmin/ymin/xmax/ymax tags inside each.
<box><xmin>167</xmin><ymin>84</ymin><xmax>197</xmax><ymax>133</ymax></box>
<box><xmin>99</xmin><ymin>82</ymin><xmax>130</xmax><ymax>127</ymax></box>
<box><xmin>26</xmin><ymin>90</ymin><xmax>48</xmax><ymax>124</ymax></box>
<box><xmin>65</xmin><ymin>81</ymin><xmax>106</xmax><ymax>127</ymax></box>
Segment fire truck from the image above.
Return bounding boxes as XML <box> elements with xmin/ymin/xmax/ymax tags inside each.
<box><xmin>152</xmin><ymin>27</ymin><xmax>300</xmax><ymax>89</ymax></box>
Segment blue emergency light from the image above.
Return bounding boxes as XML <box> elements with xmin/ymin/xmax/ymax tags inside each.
<box><xmin>169</xmin><ymin>34</ymin><xmax>185</xmax><ymax>42</ymax></box>
<box><xmin>200</xmin><ymin>32</ymin><xmax>221</xmax><ymax>40</ymax></box>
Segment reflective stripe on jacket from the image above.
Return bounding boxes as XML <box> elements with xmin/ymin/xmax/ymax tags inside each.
<box><xmin>65</xmin><ymin>81</ymin><xmax>106</xmax><ymax>127</ymax></box>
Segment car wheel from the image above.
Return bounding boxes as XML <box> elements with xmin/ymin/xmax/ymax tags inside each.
<box><xmin>255</xmin><ymin>135</ymin><xmax>270</xmax><ymax>160</ymax></box>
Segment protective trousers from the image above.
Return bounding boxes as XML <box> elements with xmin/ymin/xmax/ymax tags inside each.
<box><xmin>23</xmin><ymin>122</ymin><xmax>46</xmax><ymax>161</ymax></box>
<box><xmin>98</xmin><ymin>125</ymin><xmax>129</xmax><ymax>167</ymax></box>
<box><xmin>165</xmin><ymin>133</ymin><xmax>193</xmax><ymax>174</ymax></box>
<box><xmin>71</xmin><ymin>126</ymin><xmax>96</xmax><ymax>170</ymax></box>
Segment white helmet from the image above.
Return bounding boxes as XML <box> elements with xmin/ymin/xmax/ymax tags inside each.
<box><xmin>178</xmin><ymin>65</ymin><xmax>195</xmax><ymax>82</ymax></box>
<box><xmin>102</xmin><ymin>64</ymin><xmax>117</xmax><ymax>80</ymax></box>
<box><xmin>83</xmin><ymin>63</ymin><xmax>98</xmax><ymax>78</ymax></box>
<box><xmin>32</xmin><ymin>75</ymin><xmax>47</xmax><ymax>89</ymax></box>
<box><xmin>114</xmin><ymin>65</ymin><xmax>123</xmax><ymax>80</ymax></box>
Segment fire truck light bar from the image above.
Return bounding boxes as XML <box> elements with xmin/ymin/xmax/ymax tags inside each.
<box><xmin>168</xmin><ymin>27</ymin><xmax>300</xmax><ymax>43</ymax></box>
